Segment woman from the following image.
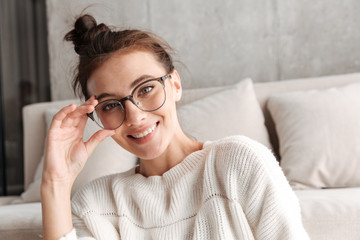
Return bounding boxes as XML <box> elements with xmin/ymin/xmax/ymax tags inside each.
<box><xmin>41</xmin><ymin>14</ymin><xmax>309</xmax><ymax>240</ymax></box>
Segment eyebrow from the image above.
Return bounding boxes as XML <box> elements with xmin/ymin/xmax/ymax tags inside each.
<box><xmin>130</xmin><ymin>74</ymin><xmax>156</xmax><ymax>88</ymax></box>
<box><xmin>95</xmin><ymin>74</ymin><xmax>156</xmax><ymax>102</ymax></box>
<box><xmin>95</xmin><ymin>93</ymin><xmax>116</xmax><ymax>102</ymax></box>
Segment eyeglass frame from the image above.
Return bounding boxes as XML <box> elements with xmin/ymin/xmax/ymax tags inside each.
<box><xmin>87</xmin><ymin>73</ymin><xmax>171</xmax><ymax>130</ymax></box>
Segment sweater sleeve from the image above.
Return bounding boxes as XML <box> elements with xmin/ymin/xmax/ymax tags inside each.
<box><xmin>233</xmin><ymin>137</ymin><xmax>310</xmax><ymax>240</ymax></box>
<box><xmin>58</xmin><ymin>229</ymin><xmax>78</xmax><ymax>240</ymax></box>
<box><xmin>58</xmin><ymin>214</ymin><xmax>95</xmax><ymax>240</ymax></box>
<box><xmin>58</xmin><ymin>229</ymin><xmax>95</xmax><ymax>240</ymax></box>
<box><xmin>68</xmin><ymin>174</ymin><xmax>123</xmax><ymax>240</ymax></box>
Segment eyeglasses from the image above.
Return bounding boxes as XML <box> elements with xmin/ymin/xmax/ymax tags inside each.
<box><xmin>87</xmin><ymin>74</ymin><xmax>170</xmax><ymax>130</ymax></box>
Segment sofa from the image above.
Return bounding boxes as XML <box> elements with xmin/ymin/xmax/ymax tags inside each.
<box><xmin>0</xmin><ymin>73</ymin><xmax>360</xmax><ymax>240</ymax></box>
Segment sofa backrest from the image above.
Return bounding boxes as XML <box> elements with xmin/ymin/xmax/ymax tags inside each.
<box><xmin>22</xmin><ymin>73</ymin><xmax>360</xmax><ymax>190</ymax></box>
<box><xmin>254</xmin><ymin>73</ymin><xmax>360</xmax><ymax>159</ymax></box>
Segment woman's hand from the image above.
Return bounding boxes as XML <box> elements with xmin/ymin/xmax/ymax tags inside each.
<box><xmin>42</xmin><ymin>96</ymin><xmax>115</xmax><ymax>187</ymax></box>
<box><xmin>41</xmin><ymin>97</ymin><xmax>115</xmax><ymax>240</ymax></box>
<box><xmin>41</xmin><ymin>97</ymin><xmax>116</xmax><ymax>239</ymax></box>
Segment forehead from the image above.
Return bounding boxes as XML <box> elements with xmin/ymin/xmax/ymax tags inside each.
<box><xmin>87</xmin><ymin>50</ymin><xmax>165</xmax><ymax>96</ymax></box>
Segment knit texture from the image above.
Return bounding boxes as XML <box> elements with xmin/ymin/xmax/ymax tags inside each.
<box><xmin>65</xmin><ymin>136</ymin><xmax>309</xmax><ymax>239</ymax></box>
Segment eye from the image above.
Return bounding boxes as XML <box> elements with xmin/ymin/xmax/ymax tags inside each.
<box><xmin>101</xmin><ymin>102</ymin><xmax>120</xmax><ymax>112</ymax></box>
<box><xmin>138</xmin><ymin>85</ymin><xmax>154</xmax><ymax>96</ymax></box>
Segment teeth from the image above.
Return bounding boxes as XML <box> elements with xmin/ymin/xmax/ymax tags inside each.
<box><xmin>131</xmin><ymin>123</ymin><xmax>157</xmax><ymax>139</ymax></box>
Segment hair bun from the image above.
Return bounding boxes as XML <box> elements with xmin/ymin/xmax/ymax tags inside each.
<box><xmin>65</xmin><ymin>14</ymin><xmax>110</xmax><ymax>55</ymax></box>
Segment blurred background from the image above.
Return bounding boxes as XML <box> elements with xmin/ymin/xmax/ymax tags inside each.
<box><xmin>1</xmin><ymin>0</ymin><xmax>360</xmax><ymax>196</ymax></box>
<box><xmin>0</xmin><ymin>0</ymin><xmax>50</xmax><ymax>196</ymax></box>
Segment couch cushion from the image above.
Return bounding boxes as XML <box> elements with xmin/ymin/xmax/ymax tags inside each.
<box><xmin>296</xmin><ymin>188</ymin><xmax>360</xmax><ymax>240</ymax></box>
<box><xmin>0</xmin><ymin>196</ymin><xmax>21</xmax><ymax>206</ymax></box>
<box><xmin>178</xmin><ymin>78</ymin><xmax>271</xmax><ymax>148</ymax></box>
<box><xmin>254</xmin><ymin>73</ymin><xmax>360</xmax><ymax>159</ymax></box>
<box><xmin>0</xmin><ymin>202</ymin><xmax>42</xmax><ymax>239</ymax></box>
<box><xmin>268</xmin><ymin>82</ymin><xmax>360</xmax><ymax>189</ymax></box>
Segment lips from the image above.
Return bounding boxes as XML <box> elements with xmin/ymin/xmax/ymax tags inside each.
<box><xmin>131</xmin><ymin>124</ymin><xmax>156</xmax><ymax>138</ymax></box>
<box><xmin>128</xmin><ymin>122</ymin><xmax>158</xmax><ymax>139</ymax></box>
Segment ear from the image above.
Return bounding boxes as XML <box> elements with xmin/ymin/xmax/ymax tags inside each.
<box><xmin>171</xmin><ymin>70</ymin><xmax>182</xmax><ymax>102</ymax></box>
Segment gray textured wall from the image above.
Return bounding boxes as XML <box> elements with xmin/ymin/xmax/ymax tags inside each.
<box><xmin>46</xmin><ymin>0</ymin><xmax>360</xmax><ymax>100</ymax></box>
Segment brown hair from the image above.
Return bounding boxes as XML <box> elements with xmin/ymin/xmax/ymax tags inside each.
<box><xmin>64</xmin><ymin>14</ymin><xmax>175</xmax><ymax>98</ymax></box>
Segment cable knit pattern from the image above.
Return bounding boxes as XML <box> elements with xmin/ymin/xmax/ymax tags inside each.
<box><xmin>64</xmin><ymin>136</ymin><xmax>309</xmax><ymax>240</ymax></box>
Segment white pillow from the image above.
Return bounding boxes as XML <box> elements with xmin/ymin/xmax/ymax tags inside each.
<box><xmin>13</xmin><ymin>108</ymin><xmax>137</xmax><ymax>203</ymax></box>
<box><xmin>178</xmin><ymin>78</ymin><xmax>271</xmax><ymax>148</ymax></box>
<box><xmin>268</xmin><ymin>82</ymin><xmax>360</xmax><ymax>189</ymax></box>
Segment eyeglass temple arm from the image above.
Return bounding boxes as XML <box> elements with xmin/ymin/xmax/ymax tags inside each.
<box><xmin>87</xmin><ymin>112</ymin><xmax>94</xmax><ymax>121</ymax></box>
<box><xmin>161</xmin><ymin>74</ymin><xmax>170</xmax><ymax>82</ymax></box>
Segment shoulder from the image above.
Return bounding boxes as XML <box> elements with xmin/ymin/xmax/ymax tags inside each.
<box><xmin>205</xmin><ymin>135</ymin><xmax>268</xmax><ymax>149</ymax></box>
<box><xmin>204</xmin><ymin>135</ymin><xmax>275</xmax><ymax>165</ymax></box>
<box><xmin>204</xmin><ymin>136</ymin><xmax>291</xmax><ymax>200</ymax></box>
<box><xmin>71</xmin><ymin>167</ymin><xmax>135</xmax><ymax>217</ymax></box>
<box><xmin>203</xmin><ymin>135</ymin><xmax>282</xmax><ymax>187</ymax></box>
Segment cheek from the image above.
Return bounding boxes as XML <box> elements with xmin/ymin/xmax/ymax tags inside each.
<box><xmin>110</xmin><ymin>127</ymin><xmax>131</xmax><ymax>147</ymax></box>
<box><xmin>160</xmin><ymin>100</ymin><xmax>178</xmax><ymax>128</ymax></box>
<box><xmin>164</xmin><ymin>87</ymin><xmax>178</xmax><ymax>114</ymax></box>
<box><xmin>110</xmin><ymin>132</ymin><xmax>125</xmax><ymax>146</ymax></box>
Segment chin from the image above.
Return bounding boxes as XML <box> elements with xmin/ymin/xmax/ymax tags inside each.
<box><xmin>111</xmin><ymin>136</ymin><xmax>164</xmax><ymax>159</ymax></box>
<box><xmin>132</xmin><ymin>144</ymin><xmax>166</xmax><ymax>160</ymax></box>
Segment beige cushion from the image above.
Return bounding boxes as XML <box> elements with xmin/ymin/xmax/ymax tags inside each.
<box><xmin>0</xmin><ymin>202</ymin><xmax>42</xmax><ymax>239</ymax></box>
<box><xmin>295</xmin><ymin>187</ymin><xmax>360</xmax><ymax>240</ymax></box>
<box><xmin>0</xmin><ymin>196</ymin><xmax>21</xmax><ymax>206</ymax></box>
<box><xmin>178</xmin><ymin>78</ymin><xmax>271</xmax><ymax>148</ymax></box>
<box><xmin>14</xmin><ymin>107</ymin><xmax>138</xmax><ymax>203</ymax></box>
<box><xmin>268</xmin><ymin>82</ymin><xmax>360</xmax><ymax>189</ymax></box>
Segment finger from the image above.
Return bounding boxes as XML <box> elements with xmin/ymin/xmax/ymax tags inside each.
<box><xmin>84</xmin><ymin>96</ymin><xmax>98</xmax><ymax>106</ymax></box>
<box><xmin>61</xmin><ymin>105</ymin><xmax>91</xmax><ymax>128</ymax></box>
<box><xmin>50</xmin><ymin>104</ymin><xmax>77</xmax><ymax>129</ymax></box>
<box><xmin>66</xmin><ymin>98</ymin><xmax>97</xmax><ymax>119</ymax></box>
<box><xmin>73</xmin><ymin>97</ymin><xmax>100</xmax><ymax>133</ymax></box>
<box><xmin>82</xmin><ymin>96</ymin><xmax>98</xmax><ymax>108</ymax></box>
<box><xmin>61</xmin><ymin>99</ymin><xmax>98</xmax><ymax>128</ymax></box>
<box><xmin>84</xmin><ymin>129</ymin><xmax>116</xmax><ymax>156</ymax></box>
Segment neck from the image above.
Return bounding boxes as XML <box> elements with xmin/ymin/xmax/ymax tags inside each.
<box><xmin>137</xmin><ymin>131</ymin><xmax>203</xmax><ymax>177</ymax></box>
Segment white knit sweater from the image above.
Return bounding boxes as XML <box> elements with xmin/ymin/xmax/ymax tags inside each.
<box><xmin>63</xmin><ymin>136</ymin><xmax>309</xmax><ymax>240</ymax></box>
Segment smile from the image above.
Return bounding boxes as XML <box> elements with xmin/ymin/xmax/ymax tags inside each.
<box><xmin>130</xmin><ymin>123</ymin><xmax>157</xmax><ymax>139</ymax></box>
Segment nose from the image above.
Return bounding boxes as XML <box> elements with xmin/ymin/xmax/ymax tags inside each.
<box><xmin>123</xmin><ymin>99</ymin><xmax>146</xmax><ymax>127</ymax></box>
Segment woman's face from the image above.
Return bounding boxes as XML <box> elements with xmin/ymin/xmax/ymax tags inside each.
<box><xmin>87</xmin><ymin>50</ymin><xmax>182</xmax><ymax>160</ymax></box>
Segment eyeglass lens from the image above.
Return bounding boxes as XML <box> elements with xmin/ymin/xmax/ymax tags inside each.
<box><xmin>92</xmin><ymin>79</ymin><xmax>166</xmax><ymax>130</ymax></box>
